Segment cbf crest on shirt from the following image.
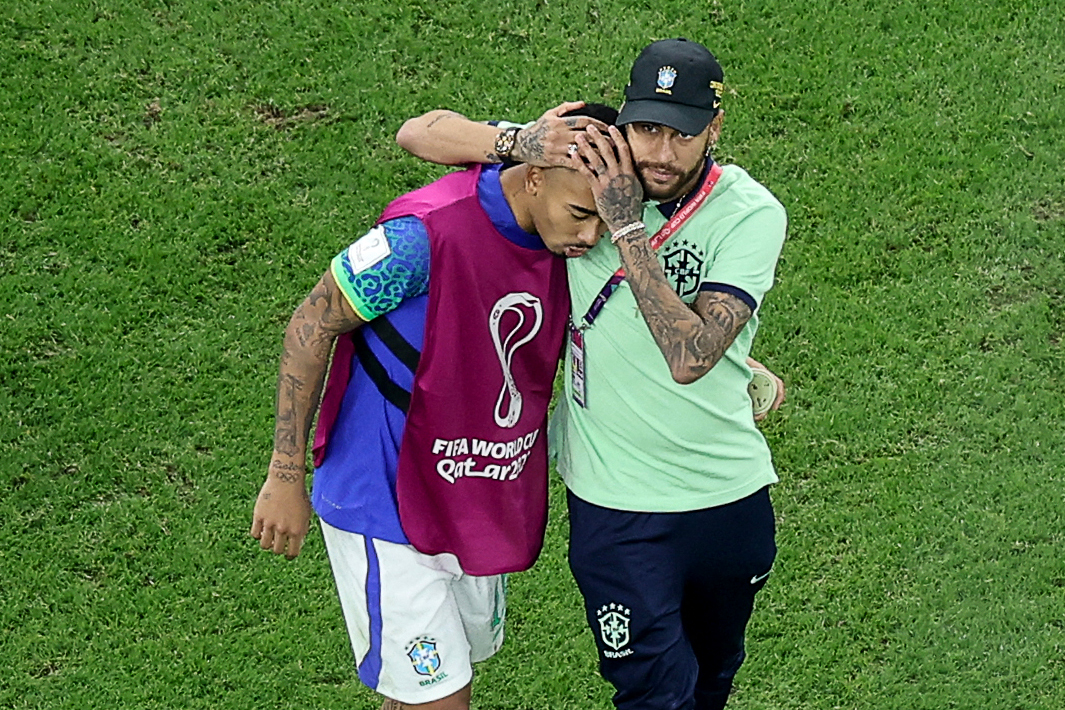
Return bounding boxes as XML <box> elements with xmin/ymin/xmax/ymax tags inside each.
<box><xmin>661</xmin><ymin>238</ymin><xmax>708</xmax><ymax>299</ymax></box>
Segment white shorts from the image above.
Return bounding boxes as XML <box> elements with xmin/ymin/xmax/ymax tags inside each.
<box><xmin>321</xmin><ymin>520</ymin><xmax>505</xmax><ymax>704</ymax></box>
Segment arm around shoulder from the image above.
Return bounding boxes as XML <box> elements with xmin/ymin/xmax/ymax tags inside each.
<box><xmin>397</xmin><ymin>101</ymin><xmax>606</xmax><ymax>167</ymax></box>
<box><xmin>396</xmin><ymin>109</ymin><xmax>502</xmax><ymax>165</ymax></box>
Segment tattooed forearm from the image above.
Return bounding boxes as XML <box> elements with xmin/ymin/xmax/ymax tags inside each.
<box><xmin>702</xmin><ymin>296</ymin><xmax>745</xmax><ymax>334</ymax></box>
<box><xmin>615</xmin><ymin>238</ymin><xmax>752</xmax><ymax>384</ymax></box>
<box><xmin>269</xmin><ymin>460</ymin><xmax>305</xmax><ymax>483</ymax></box>
<box><xmin>273</xmin><ymin>372</ymin><xmax>305</xmax><ymax>456</ymax></box>
<box><xmin>273</xmin><ymin>366</ymin><xmax>326</xmax><ymax>457</ymax></box>
<box><xmin>272</xmin><ymin>272</ymin><xmax>364</xmax><ymax>464</ymax></box>
<box><xmin>274</xmin><ymin>334</ymin><xmax>328</xmax><ymax>460</ymax></box>
<box><xmin>681</xmin><ymin>293</ymin><xmax>751</xmax><ymax>375</ymax></box>
<box><xmin>599</xmin><ymin>175</ymin><xmax>644</xmax><ymax>228</ymax></box>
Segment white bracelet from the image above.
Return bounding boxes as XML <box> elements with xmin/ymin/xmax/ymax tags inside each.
<box><xmin>610</xmin><ymin>221</ymin><xmax>646</xmax><ymax>244</ymax></box>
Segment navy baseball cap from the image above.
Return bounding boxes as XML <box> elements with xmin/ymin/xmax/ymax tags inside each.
<box><xmin>617</xmin><ymin>38</ymin><xmax>724</xmax><ymax>136</ymax></box>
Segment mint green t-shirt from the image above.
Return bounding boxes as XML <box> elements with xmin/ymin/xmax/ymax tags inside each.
<box><xmin>554</xmin><ymin>164</ymin><xmax>787</xmax><ymax>512</ymax></box>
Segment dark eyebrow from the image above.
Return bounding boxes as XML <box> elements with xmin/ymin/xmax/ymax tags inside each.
<box><xmin>569</xmin><ymin>204</ymin><xmax>597</xmax><ymax>217</ymax></box>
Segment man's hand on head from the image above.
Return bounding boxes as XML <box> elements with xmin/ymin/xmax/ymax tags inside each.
<box><xmin>571</xmin><ymin>125</ymin><xmax>644</xmax><ymax>233</ymax></box>
<box><xmin>512</xmin><ymin>101</ymin><xmax>610</xmax><ymax>167</ymax></box>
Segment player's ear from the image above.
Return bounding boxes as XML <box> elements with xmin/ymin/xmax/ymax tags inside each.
<box><xmin>524</xmin><ymin>166</ymin><xmax>544</xmax><ymax>196</ymax></box>
<box><xmin>709</xmin><ymin>111</ymin><xmax>724</xmax><ymax>144</ymax></box>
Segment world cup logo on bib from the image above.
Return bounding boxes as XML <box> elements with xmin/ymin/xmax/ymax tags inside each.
<box><xmin>489</xmin><ymin>292</ymin><xmax>544</xmax><ymax>428</ymax></box>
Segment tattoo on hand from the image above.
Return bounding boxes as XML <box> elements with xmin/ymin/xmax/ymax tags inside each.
<box><xmin>514</xmin><ymin>121</ymin><xmax>549</xmax><ymax>163</ymax></box>
<box><xmin>599</xmin><ymin>175</ymin><xmax>644</xmax><ymax>227</ymax></box>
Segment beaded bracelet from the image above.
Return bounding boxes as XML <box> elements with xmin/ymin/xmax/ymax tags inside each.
<box><xmin>610</xmin><ymin>221</ymin><xmax>646</xmax><ymax>244</ymax></box>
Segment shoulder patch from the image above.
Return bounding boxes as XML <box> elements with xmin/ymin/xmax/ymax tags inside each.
<box><xmin>347</xmin><ymin>225</ymin><xmax>392</xmax><ymax>274</ymax></box>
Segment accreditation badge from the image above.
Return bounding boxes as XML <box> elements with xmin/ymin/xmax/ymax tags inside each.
<box><xmin>570</xmin><ymin>324</ymin><xmax>587</xmax><ymax>408</ymax></box>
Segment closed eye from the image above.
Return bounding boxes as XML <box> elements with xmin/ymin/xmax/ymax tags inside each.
<box><xmin>569</xmin><ymin>204</ymin><xmax>597</xmax><ymax>220</ymax></box>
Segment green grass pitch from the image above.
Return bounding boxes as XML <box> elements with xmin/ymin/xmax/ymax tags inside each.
<box><xmin>2</xmin><ymin>1</ymin><xmax>1063</xmax><ymax>708</ymax></box>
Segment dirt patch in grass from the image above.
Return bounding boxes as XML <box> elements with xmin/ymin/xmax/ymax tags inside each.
<box><xmin>1033</xmin><ymin>197</ymin><xmax>1065</xmax><ymax>222</ymax></box>
<box><xmin>253</xmin><ymin>103</ymin><xmax>329</xmax><ymax>129</ymax></box>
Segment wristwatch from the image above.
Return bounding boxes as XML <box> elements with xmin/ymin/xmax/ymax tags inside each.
<box><xmin>493</xmin><ymin>126</ymin><xmax>521</xmax><ymax>160</ymax></box>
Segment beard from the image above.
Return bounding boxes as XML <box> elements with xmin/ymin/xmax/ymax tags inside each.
<box><xmin>636</xmin><ymin>155</ymin><xmax>708</xmax><ymax>202</ymax></box>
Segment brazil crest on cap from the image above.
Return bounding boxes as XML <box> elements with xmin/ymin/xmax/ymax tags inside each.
<box><xmin>618</xmin><ymin>38</ymin><xmax>725</xmax><ymax>136</ymax></box>
<box><xmin>657</xmin><ymin>66</ymin><xmax>677</xmax><ymax>93</ymax></box>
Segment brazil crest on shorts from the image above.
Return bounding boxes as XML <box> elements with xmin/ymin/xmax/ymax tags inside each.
<box><xmin>408</xmin><ymin>638</ymin><xmax>441</xmax><ymax>676</ymax></box>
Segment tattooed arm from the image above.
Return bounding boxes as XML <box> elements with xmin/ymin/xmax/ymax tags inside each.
<box><xmin>251</xmin><ymin>270</ymin><xmax>366</xmax><ymax>558</ymax></box>
<box><xmin>617</xmin><ymin>238</ymin><xmax>752</xmax><ymax>383</ymax></box>
<box><xmin>396</xmin><ymin>101</ymin><xmax>606</xmax><ymax>167</ymax></box>
<box><xmin>572</xmin><ymin>125</ymin><xmax>752</xmax><ymax>384</ymax></box>
<box><xmin>396</xmin><ymin>109</ymin><xmax>503</xmax><ymax>165</ymax></box>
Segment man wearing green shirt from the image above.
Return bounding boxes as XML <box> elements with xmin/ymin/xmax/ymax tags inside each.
<box><xmin>398</xmin><ymin>38</ymin><xmax>786</xmax><ymax>710</ymax></box>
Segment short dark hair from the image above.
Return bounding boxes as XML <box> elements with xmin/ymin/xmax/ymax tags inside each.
<box><xmin>561</xmin><ymin>103</ymin><xmax>618</xmax><ymax>125</ymax></box>
<box><xmin>559</xmin><ymin>103</ymin><xmax>621</xmax><ymax>166</ymax></box>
